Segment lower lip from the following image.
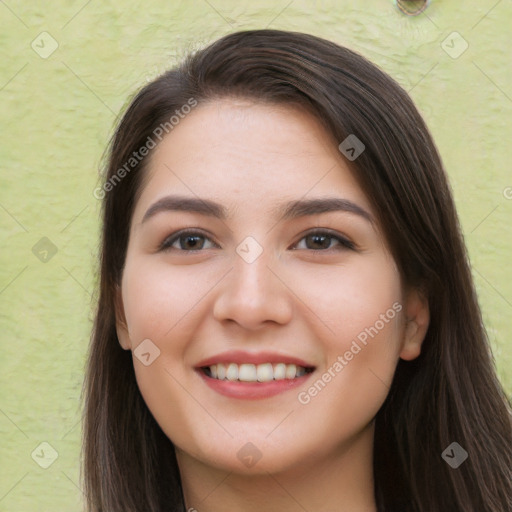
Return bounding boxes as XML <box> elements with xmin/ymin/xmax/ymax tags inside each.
<box><xmin>197</xmin><ymin>370</ymin><xmax>313</xmax><ymax>400</ymax></box>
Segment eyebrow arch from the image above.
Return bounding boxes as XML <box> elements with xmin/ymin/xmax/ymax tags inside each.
<box><xmin>276</xmin><ymin>197</ymin><xmax>373</xmax><ymax>224</ymax></box>
<box><xmin>141</xmin><ymin>196</ymin><xmax>227</xmax><ymax>224</ymax></box>
<box><xmin>141</xmin><ymin>195</ymin><xmax>374</xmax><ymax>225</ymax></box>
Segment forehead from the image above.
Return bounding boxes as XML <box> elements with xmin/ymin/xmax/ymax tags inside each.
<box><xmin>132</xmin><ymin>98</ymin><xmax>373</xmax><ymax>223</ymax></box>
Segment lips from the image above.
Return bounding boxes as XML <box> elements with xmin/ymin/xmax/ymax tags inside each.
<box><xmin>195</xmin><ymin>350</ymin><xmax>315</xmax><ymax>399</ymax></box>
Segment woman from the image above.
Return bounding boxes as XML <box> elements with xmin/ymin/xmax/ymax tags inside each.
<box><xmin>82</xmin><ymin>29</ymin><xmax>512</xmax><ymax>511</ymax></box>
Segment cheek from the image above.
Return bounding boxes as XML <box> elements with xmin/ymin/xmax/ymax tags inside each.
<box><xmin>120</xmin><ymin>257</ymin><xmax>221</xmax><ymax>443</ymax></box>
<box><xmin>294</xmin><ymin>312</ymin><xmax>403</xmax><ymax>454</ymax></box>
<box><xmin>293</xmin><ymin>252</ymin><xmax>403</xmax><ymax>346</ymax></box>
<box><xmin>131</xmin><ymin>359</ymin><xmax>209</xmax><ymax>455</ymax></box>
<box><xmin>121</xmin><ymin>256</ymin><xmax>213</xmax><ymax>344</ymax></box>
<box><xmin>294</xmin><ymin>254</ymin><xmax>404</xmax><ymax>412</ymax></box>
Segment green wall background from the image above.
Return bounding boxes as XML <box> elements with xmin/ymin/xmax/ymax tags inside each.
<box><xmin>1</xmin><ymin>1</ymin><xmax>511</xmax><ymax>509</ymax></box>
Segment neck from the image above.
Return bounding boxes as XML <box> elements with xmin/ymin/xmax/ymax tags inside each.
<box><xmin>177</xmin><ymin>422</ymin><xmax>377</xmax><ymax>512</ymax></box>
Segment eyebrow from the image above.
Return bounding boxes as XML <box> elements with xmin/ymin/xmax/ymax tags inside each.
<box><xmin>141</xmin><ymin>195</ymin><xmax>374</xmax><ymax>224</ymax></box>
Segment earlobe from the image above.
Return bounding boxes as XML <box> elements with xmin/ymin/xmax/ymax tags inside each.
<box><xmin>399</xmin><ymin>289</ymin><xmax>430</xmax><ymax>361</ymax></box>
<box><xmin>114</xmin><ymin>284</ymin><xmax>131</xmax><ymax>351</ymax></box>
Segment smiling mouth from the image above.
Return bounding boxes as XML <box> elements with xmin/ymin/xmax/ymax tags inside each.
<box><xmin>201</xmin><ymin>363</ymin><xmax>315</xmax><ymax>383</ymax></box>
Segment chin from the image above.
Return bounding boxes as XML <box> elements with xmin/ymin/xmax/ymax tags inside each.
<box><xmin>177</xmin><ymin>432</ymin><xmax>319</xmax><ymax>476</ymax></box>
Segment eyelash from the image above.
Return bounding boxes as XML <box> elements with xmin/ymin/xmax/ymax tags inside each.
<box><xmin>158</xmin><ymin>229</ymin><xmax>356</xmax><ymax>253</ymax></box>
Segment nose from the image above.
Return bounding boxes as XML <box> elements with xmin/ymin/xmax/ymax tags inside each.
<box><xmin>212</xmin><ymin>248</ymin><xmax>293</xmax><ymax>330</ymax></box>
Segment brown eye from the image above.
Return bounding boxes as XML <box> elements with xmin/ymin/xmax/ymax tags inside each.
<box><xmin>160</xmin><ymin>230</ymin><xmax>216</xmax><ymax>251</ymax></box>
<box><xmin>293</xmin><ymin>230</ymin><xmax>355</xmax><ymax>251</ymax></box>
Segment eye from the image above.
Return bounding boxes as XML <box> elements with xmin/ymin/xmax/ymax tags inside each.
<box><xmin>159</xmin><ymin>230</ymin><xmax>217</xmax><ymax>252</ymax></box>
<box><xmin>292</xmin><ymin>229</ymin><xmax>356</xmax><ymax>251</ymax></box>
<box><xmin>159</xmin><ymin>228</ymin><xmax>356</xmax><ymax>253</ymax></box>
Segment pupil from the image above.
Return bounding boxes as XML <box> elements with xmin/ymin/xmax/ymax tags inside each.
<box><xmin>185</xmin><ymin>236</ymin><xmax>201</xmax><ymax>249</ymax></box>
<box><xmin>311</xmin><ymin>234</ymin><xmax>328</xmax><ymax>249</ymax></box>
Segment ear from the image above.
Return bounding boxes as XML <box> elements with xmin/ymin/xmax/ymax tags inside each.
<box><xmin>399</xmin><ymin>288</ymin><xmax>430</xmax><ymax>361</ymax></box>
<box><xmin>115</xmin><ymin>284</ymin><xmax>132</xmax><ymax>351</ymax></box>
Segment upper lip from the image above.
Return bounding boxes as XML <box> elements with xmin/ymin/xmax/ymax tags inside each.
<box><xmin>195</xmin><ymin>350</ymin><xmax>315</xmax><ymax>369</ymax></box>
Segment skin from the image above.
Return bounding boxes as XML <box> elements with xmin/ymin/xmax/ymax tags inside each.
<box><xmin>115</xmin><ymin>98</ymin><xmax>430</xmax><ymax>512</ymax></box>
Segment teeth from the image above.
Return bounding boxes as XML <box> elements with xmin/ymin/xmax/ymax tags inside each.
<box><xmin>257</xmin><ymin>363</ymin><xmax>273</xmax><ymax>382</ymax></box>
<box><xmin>273</xmin><ymin>363</ymin><xmax>286</xmax><ymax>380</ymax></box>
<box><xmin>285</xmin><ymin>364</ymin><xmax>297</xmax><ymax>379</ymax></box>
<box><xmin>239</xmin><ymin>364</ymin><xmax>257</xmax><ymax>382</ymax></box>
<box><xmin>226</xmin><ymin>363</ymin><xmax>238</xmax><ymax>381</ymax></box>
<box><xmin>206</xmin><ymin>363</ymin><xmax>309</xmax><ymax>382</ymax></box>
<box><xmin>217</xmin><ymin>363</ymin><xmax>226</xmax><ymax>380</ymax></box>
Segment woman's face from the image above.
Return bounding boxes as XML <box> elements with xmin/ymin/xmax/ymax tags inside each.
<box><xmin>116</xmin><ymin>98</ymin><xmax>428</xmax><ymax>475</ymax></box>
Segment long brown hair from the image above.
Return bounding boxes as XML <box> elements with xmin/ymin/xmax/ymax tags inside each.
<box><xmin>82</xmin><ymin>29</ymin><xmax>512</xmax><ymax>511</ymax></box>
